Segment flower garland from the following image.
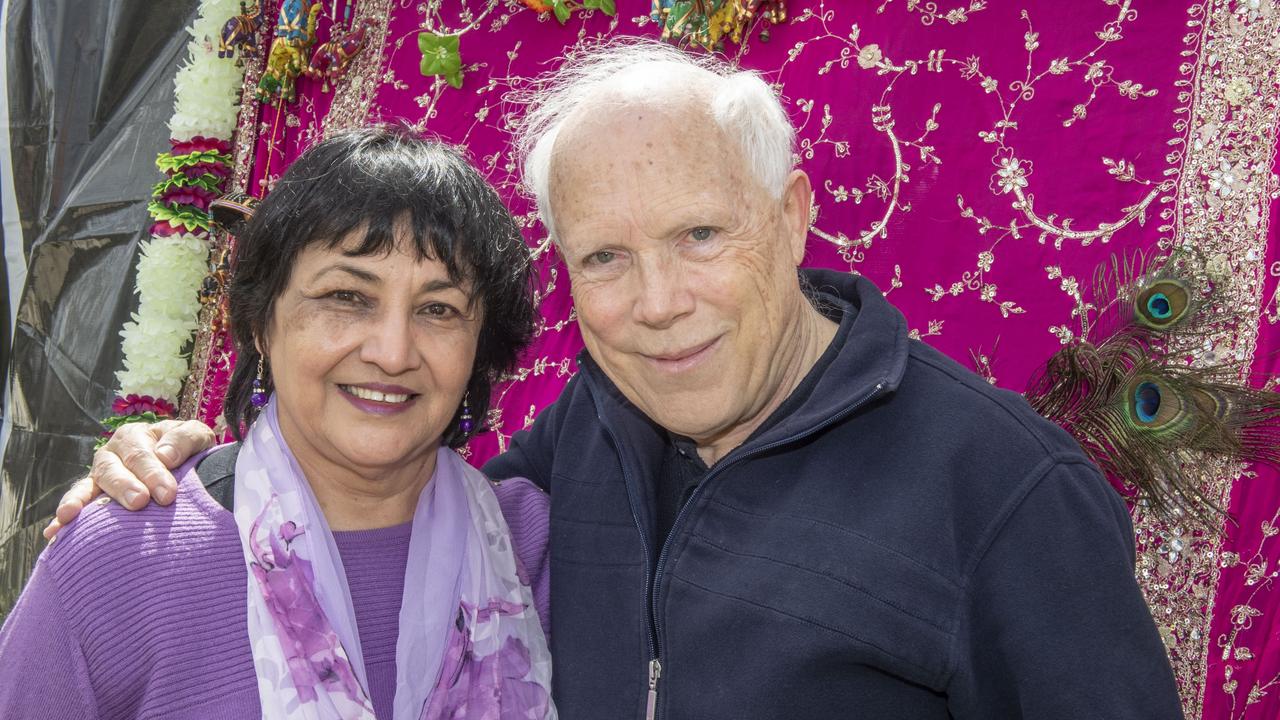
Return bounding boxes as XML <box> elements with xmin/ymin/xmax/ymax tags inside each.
<box><xmin>105</xmin><ymin>0</ymin><xmax>247</xmax><ymax>436</ymax></box>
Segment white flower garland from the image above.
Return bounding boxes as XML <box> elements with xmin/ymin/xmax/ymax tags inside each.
<box><xmin>170</xmin><ymin>0</ymin><xmax>246</xmax><ymax>141</ymax></box>
<box><xmin>114</xmin><ymin>0</ymin><xmax>247</xmax><ymax>405</ymax></box>
<box><xmin>116</xmin><ymin>233</ymin><xmax>211</xmax><ymax>399</ymax></box>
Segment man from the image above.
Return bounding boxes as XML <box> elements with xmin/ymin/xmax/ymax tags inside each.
<box><xmin>52</xmin><ymin>41</ymin><xmax>1183</xmax><ymax>719</ymax></box>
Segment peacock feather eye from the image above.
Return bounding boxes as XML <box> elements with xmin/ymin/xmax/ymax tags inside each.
<box><xmin>1126</xmin><ymin>375</ymin><xmax>1193</xmax><ymax>432</ymax></box>
<box><xmin>1134</xmin><ymin>381</ymin><xmax>1161</xmax><ymax>423</ymax></box>
<box><xmin>1147</xmin><ymin>293</ymin><xmax>1172</xmax><ymax>319</ymax></box>
<box><xmin>1134</xmin><ymin>278</ymin><xmax>1192</xmax><ymax>329</ymax></box>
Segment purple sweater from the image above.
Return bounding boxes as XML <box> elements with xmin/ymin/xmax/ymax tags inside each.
<box><xmin>0</xmin><ymin>460</ymin><xmax>551</xmax><ymax>719</ymax></box>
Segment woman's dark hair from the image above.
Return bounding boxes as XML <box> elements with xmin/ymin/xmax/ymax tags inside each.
<box><xmin>224</xmin><ymin>125</ymin><xmax>537</xmax><ymax>447</ymax></box>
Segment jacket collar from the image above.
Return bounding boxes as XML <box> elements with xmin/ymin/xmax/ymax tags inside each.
<box><xmin>575</xmin><ymin>267</ymin><xmax>910</xmax><ymax>465</ymax></box>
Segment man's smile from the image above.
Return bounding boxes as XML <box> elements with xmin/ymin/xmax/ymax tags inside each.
<box><xmin>639</xmin><ymin>336</ymin><xmax>722</xmax><ymax>373</ymax></box>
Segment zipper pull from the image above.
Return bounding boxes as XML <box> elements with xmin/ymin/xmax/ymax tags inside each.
<box><xmin>645</xmin><ymin>658</ymin><xmax>662</xmax><ymax>720</ymax></box>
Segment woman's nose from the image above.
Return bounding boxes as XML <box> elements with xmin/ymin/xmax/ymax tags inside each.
<box><xmin>358</xmin><ymin>310</ymin><xmax>421</xmax><ymax>375</ymax></box>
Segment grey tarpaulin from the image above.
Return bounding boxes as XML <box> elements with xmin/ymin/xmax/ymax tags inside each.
<box><xmin>0</xmin><ymin>0</ymin><xmax>199</xmax><ymax>617</ymax></box>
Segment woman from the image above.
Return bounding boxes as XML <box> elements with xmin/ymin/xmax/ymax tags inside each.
<box><xmin>0</xmin><ymin>126</ymin><xmax>555</xmax><ymax>719</ymax></box>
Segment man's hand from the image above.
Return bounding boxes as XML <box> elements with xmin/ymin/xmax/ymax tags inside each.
<box><xmin>42</xmin><ymin>419</ymin><xmax>217</xmax><ymax>540</ymax></box>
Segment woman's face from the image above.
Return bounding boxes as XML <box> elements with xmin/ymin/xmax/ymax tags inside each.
<box><xmin>264</xmin><ymin>229</ymin><xmax>481</xmax><ymax>480</ymax></box>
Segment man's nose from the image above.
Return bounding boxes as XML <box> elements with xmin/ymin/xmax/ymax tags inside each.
<box><xmin>359</xmin><ymin>309</ymin><xmax>421</xmax><ymax>375</ymax></box>
<box><xmin>632</xmin><ymin>257</ymin><xmax>695</xmax><ymax>329</ymax></box>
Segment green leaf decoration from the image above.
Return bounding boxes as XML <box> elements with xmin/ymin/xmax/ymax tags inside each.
<box><xmin>152</xmin><ymin>173</ymin><xmax>223</xmax><ymax>198</ymax></box>
<box><xmin>156</xmin><ymin>150</ymin><xmax>232</xmax><ymax>173</ymax></box>
<box><xmin>598</xmin><ymin>0</ymin><xmax>616</xmax><ymax>14</ymax></box>
<box><xmin>552</xmin><ymin>0</ymin><xmax>571</xmax><ymax>24</ymax></box>
<box><xmin>96</xmin><ymin>412</ymin><xmax>167</xmax><ymax>449</ymax></box>
<box><xmin>418</xmin><ymin>32</ymin><xmax>463</xmax><ymax>89</ymax></box>
<box><xmin>147</xmin><ymin>202</ymin><xmax>212</xmax><ymax>232</ymax></box>
<box><xmin>101</xmin><ymin>411</ymin><xmax>165</xmax><ymax>432</ymax></box>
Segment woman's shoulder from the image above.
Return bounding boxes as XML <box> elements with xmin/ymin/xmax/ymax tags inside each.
<box><xmin>489</xmin><ymin>475</ymin><xmax>551</xmax><ymax>631</ymax></box>
<box><xmin>491</xmin><ymin>476</ymin><xmax>550</xmax><ymax>526</ymax></box>
<box><xmin>41</xmin><ymin>464</ymin><xmax>242</xmax><ymax>596</ymax></box>
<box><xmin>18</xmin><ymin>465</ymin><xmax>256</xmax><ymax>718</ymax></box>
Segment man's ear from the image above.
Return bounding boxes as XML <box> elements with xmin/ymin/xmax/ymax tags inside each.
<box><xmin>780</xmin><ymin>169</ymin><xmax>813</xmax><ymax>266</ymax></box>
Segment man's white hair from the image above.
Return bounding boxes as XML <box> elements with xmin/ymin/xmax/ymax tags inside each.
<box><xmin>511</xmin><ymin>38</ymin><xmax>796</xmax><ymax>240</ymax></box>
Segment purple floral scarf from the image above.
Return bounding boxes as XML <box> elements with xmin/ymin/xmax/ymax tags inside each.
<box><xmin>233</xmin><ymin>397</ymin><xmax>555</xmax><ymax>719</ymax></box>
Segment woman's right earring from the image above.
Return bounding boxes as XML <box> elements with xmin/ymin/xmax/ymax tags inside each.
<box><xmin>459</xmin><ymin>393</ymin><xmax>474</xmax><ymax>435</ymax></box>
<box><xmin>251</xmin><ymin>356</ymin><xmax>268</xmax><ymax>408</ymax></box>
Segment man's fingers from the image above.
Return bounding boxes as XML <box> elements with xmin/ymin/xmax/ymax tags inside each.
<box><xmin>152</xmin><ymin>419</ymin><xmax>216</xmax><ymax>469</ymax></box>
<box><xmin>92</xmin><ymin>446</ymin><xmax>153</xmax><ymax>509</ymax></box>
<box><xmin>55</xmin><ymin>477</ymin><xmax>99</xmax><ymax>522</ymax></box>
<box><xmin>43</xmin><ymin>477</ymin><xmax>99</xmax><ymax>541</ymax></box>
<box><xmin>43</xmin><ymin>419</ymin><xmax>214</xmax><ymax>540</ymax></box>
<box><xmin>102</xmin><ymin>422</ymin><xmax>175</xmax><ymax>505</ymax></box>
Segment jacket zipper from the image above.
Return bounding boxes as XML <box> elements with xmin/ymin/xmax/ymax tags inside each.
<box><xmin>641</xmin><ymin>380</ymin><xmax>888</xmax><ymax>719</ymax></box>
<box><xmin>645</xmin><ymin>658</ymin><xmax>662</xmax><ymax>720</ymax></box>
<box><xmin>584</xmin><ymin>401</ymin><xmax>661</xmax><ymax>702</ymax></box>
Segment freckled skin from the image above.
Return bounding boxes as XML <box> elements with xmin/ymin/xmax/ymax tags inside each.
<box><xmin>550</xmin><ymin>95</ymin><xmax>838</xmax><ymax>465</ymax></box>
<box><xmin>263</xmin><ymin>228</ymin><xmax>481</xmax><ymax>529</ymax></box>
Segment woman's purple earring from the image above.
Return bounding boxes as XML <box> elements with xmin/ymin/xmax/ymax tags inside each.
<box><xmin>251</xmin><ymin>356</ymin><xmax>268</xmax><ymax>408</ymax></box>
<box><xmin>459</xmin><ymin>393</ymin><xmax>474</xmax><ymax>434</ymax></box>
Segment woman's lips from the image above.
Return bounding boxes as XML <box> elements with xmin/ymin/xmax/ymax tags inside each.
<box><xmin>642</xmin><ymin>336</ymin><xmax>721</xmax><ymax>373</ymax></box>
<box><xmin>338</xmin><ymin>383</ymin><xmax>419</xmax><ymax>416</ymax></box>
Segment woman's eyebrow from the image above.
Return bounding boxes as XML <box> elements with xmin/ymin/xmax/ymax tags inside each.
<box><xmin>312</xmin><ymin>263</ymin><xmax>379</xmax><ymax>283</ymax></box>
<box><xmin>312</xmin><ymin>265</ymin><xmax>466</xmax><ymax>295</ymax></box>
<box><xmin>420</xmin><ymin>278</ymin><xmax>462</xmax><ymax>293</ymax></box>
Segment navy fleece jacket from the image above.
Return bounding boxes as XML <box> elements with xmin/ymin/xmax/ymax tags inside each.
<box><xmin>484</xmin><ymin>268</ymin><xmax>1184</xmax><ymax>720</ymax></box>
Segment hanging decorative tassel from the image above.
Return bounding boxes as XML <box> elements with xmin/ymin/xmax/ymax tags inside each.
<box><xmin>1025</xmin><ymin>252</ymin><xmax>1280</xmax><ymax>526</ymax></box>
<box><xmin>257</xmin><ymin>0</ymin><xmax>325</xmax><ymax>103</ymax></box>
<box><xmin>650</xmin><ymin>0</ymin><xmax>787</xmax><ymax>51</ymax></box>
<box><xmin>218</xmin><ymin>2</ymin><xmax>266</xmax><ymax>65</ymax></box>
<box><xmin>306</xmin><ymin>17</ymin><xmax>375</xmax><ymax>92</ymax></box>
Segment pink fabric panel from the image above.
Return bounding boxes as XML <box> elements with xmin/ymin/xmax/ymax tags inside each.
<box><xmin>198</xmin><ymin>2</ymin><xmax>1280</xmax><ymax>716</ymax></box>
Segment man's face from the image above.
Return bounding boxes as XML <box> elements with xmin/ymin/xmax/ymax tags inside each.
<box><xmin>549</xmin><ymin>100</ymin><xmax>813</xmax><ymax>448</ymax></box>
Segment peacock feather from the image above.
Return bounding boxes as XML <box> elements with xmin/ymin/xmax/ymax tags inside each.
<box><xmin>1026</xmin><ymin>252</ymin><xmax>1280</xmax><ymax>526</ymax></box>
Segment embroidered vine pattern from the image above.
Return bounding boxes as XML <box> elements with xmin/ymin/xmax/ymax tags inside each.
<box><xmin>780</xmin><ymin>0</ymin><xmax>1169</xmax><ymax>324</ymax></box>
<box><xmin>1217</xmin><ymin>504</ymin><xmax>1280</xmax><ymax>716</ymax></box>
<box><xmin>876</xmin><ymin>0</ymin><xmax>989</xmax><ymax>26</ymax></box>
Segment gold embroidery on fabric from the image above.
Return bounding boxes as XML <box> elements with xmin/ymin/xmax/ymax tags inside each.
<box><xmin>325</xmin><ymin>0</ymin><xmax>395</xmax><ymax>134</ymax></box>
<box><xmin>1132</xmin><ymin>1</ymin><xmax>1280</xmax><ymax>717</ymax></box>
<box><xmin>876</xmin><ymin>0</ymin><xmax>989</xmax><ymax>26</ymax></box>
<box><xmin>1266</xmin><ymin>260</ymin><xmax>1280</xmax><ymax>323</ymax></box>
<box><xmin>785</xmin><ymin>1</ymin><xmax>1170</xmax><ymax>322</ymax></box>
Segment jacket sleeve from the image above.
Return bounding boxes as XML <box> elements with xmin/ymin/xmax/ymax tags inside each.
<box><xmin>0</xmin><ymin>559</ymin><xmax>100</xmax><ymax>719</ymax></box>
<box><xmin>482</xmin><ymin>375</ymin><xmax>577</xmax><ymax>491</ymax></box>
<box><xmin>945</xmin><ymin>459</ymin><xmax>1185</xmax><ymax>720</ymax></box>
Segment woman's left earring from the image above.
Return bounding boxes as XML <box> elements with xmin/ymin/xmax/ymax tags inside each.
<box><xmin>251</xmin><ymin>356</ymin><xmax>268</xmax><ymax>408</ymax></box>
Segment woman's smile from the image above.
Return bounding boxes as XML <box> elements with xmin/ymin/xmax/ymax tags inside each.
<box><xmin>338</xmin><ymin>382</ymin><xmax>420</xmax><ymax>415</ymax></box>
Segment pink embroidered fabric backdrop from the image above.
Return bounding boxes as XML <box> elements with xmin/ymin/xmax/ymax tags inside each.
<box><xmin>181</xmin><ymin>1</ymin><xmax>1280</xmax><ymax>716</ymax></box>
